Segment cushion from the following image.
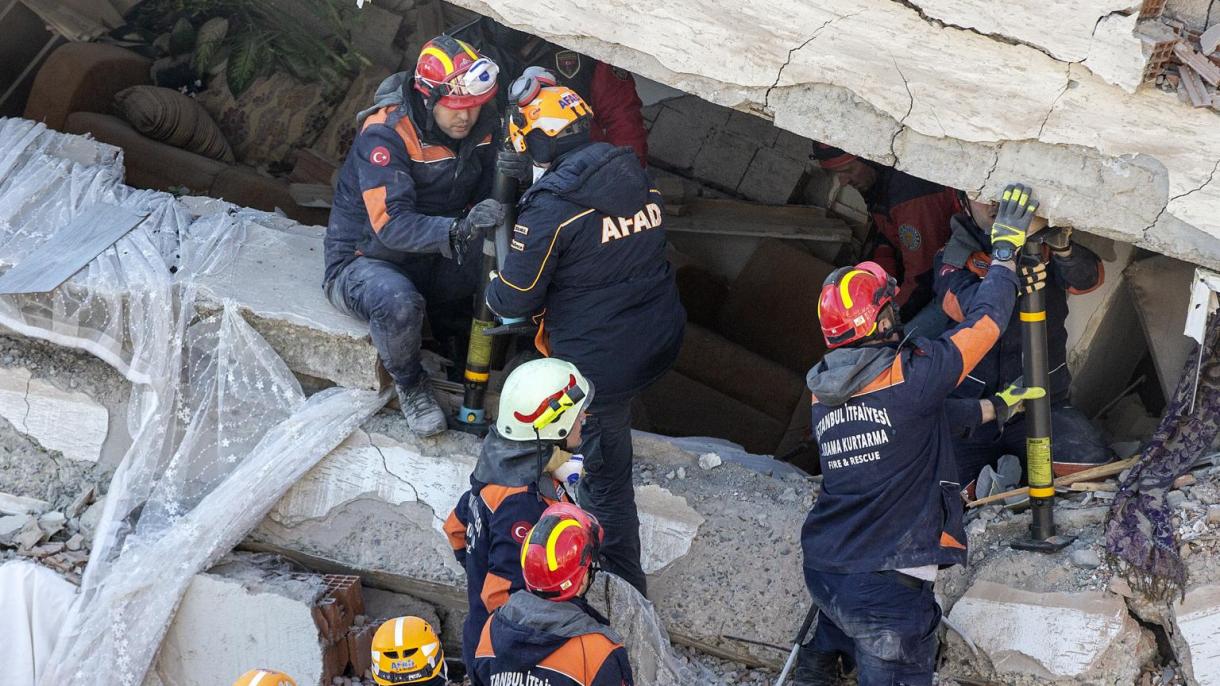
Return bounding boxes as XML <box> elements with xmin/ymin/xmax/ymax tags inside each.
<box><xmin>113</xmin><ymin>86</ymin><xmax>234</xmax><ymax>163</ymax></box>
<box><xmin>196</xmin><ymin>70</ymin><xmax>347</xmax><ymax>169</ymax></box>
<box><xmin>311</xmin><ymin>64</ymin><xmax>392</xmax><ymax>164</ymax></box>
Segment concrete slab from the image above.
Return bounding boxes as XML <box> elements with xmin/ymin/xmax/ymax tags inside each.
<box><xmin>194</xmin><ymin>220</ymin><xmax>381</xmax><ymax>390</ymax></box>
<box><xmin>1174</xmin><ymin>583</ymin><xmax>1220</xmax><ymax>686</ymax></box>
<box><xmin>0</xmin><ymin>366</ymin><xmax>108</xmax><ymax>463</ymax></box>
<box><xmin>1126</xmin><ymin>255</ymin><xmax>1199</xmax><ymax>400</ymax></box>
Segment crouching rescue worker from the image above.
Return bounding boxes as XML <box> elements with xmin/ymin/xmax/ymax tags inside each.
<box><xmin>793</xmin><ymin>184</ymin><xmax>1037</xmax><ymax>685</ymax></box>
<box><xmin>324</xmin><ymin>35</ymin><xmax>505</xmax><ymax>436</ymax></box>
<box><xmin>443</xmin><ymin>358</ymin><xmax>591</xmax><ymax>670</ymax></box>
<box><xmin>484</xmin><ymin>72</ymin><xmax>685</xmax><ymax>595</ymax></box>
<box><xmin>934</xmin><ymin>191</ymin><xmax>1109</xmax><ymax>483</ymax></box>
<box><xmin>472</xmin><ymin>502</ymin><xmax>634</xmax><ymax>686</ymax></box>
<box><xmin>370</xmin><ymin>616</ymin><xmax>450</xmax><ymax>686</ymax></box>
<box><xmin>232</xmin><ymin>669</ymin><xmax>295</xmax><ymax>686</ymax></box>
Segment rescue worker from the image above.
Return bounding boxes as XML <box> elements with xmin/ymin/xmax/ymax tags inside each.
<box><xmin>794</xmin><ymin>184</ymin><xmax>1034</xmax><ymax>685</ymax></box>
<box><xmin>456</xmin><ymin>17</ymin><xmax>649</xmax><ymax>165</ymax></box>
<box><xmin>812</xmin><ymin>144</ymin><xmax>960</xmax><ymax>338</ymax></box>
<box><xmin>443</xmin><ymin>357</ymin><xmax>591</xmax><ymax>669</ymax></box>
<box><xmin>472</xmin><ymin>502</ymin><xmax>633</xmax><ymax>686</ymax></box>
<box><xmin>324</xmin><ymin>35</ymin><xmax>506</xmax><ymax>436</ymax></box>
<box><xmin>934</xmin><ymin>192</ymin><xmax>1110</xmax><ymax>484</ymax></box>
<box><xmin>370</xmin><ymin>616</ymin><xmax>449</xmax><ymax>686</ymax></box>
<box><xmin>484</xmin><ymin>73</ymin><xmax>685</xmax><ymax>595</ymax></box>
<box><xmin>232</xmin><ymin>669</ymin><xmax>295</xmax><ymax>686</ymax></box>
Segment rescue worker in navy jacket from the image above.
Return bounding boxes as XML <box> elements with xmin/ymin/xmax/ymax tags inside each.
<box><xmin>794</xmin><ymin>184</ymin><xmax>1035</xmax><ymax>686</ymax></box>
<box><xmin>324</xmin><ymin>36</ymin><xmax>505</xmax><ymax>436</ymax></box>
<box><xmin>933</xmin><ymin>193</ymin><xmax>1109</xmax><ymax>484</ymax></box>
<box><xmin>472</xmin><ymin>502</ymin><xmax>633</xmax><ymax>686</ymax></box>
<box><xmin>812</xmin><ymin>144</ymin><xmax>960</xmax><ymax>338</ymax></box>
<box><xmin>484</xmin><ymin>73</ymin><xmax>685</xmax><ymax>595</ymax></box>
<box><xmin>443</xmin><ymin>358</ymin><xmax>590</xmax><ymax>671</ymax></box>
<box><xmin>455</xmin><ymin>16</ymin><xmax>649</xmax><ymax>165</ymax></box>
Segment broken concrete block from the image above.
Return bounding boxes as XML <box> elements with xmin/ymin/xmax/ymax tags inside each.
<box><xmin>13</xmin><ymin>517</ymin><xmax>44</xmax><ymax>550</ymax></box>
<box><xmin>194</xmin><ymin>220</ymin><xmax>381</xmax><ymax>389</ymax></box>
<box><xmin>673</xmin><ymin>323</ymin><xmax>805</xmax><ymax>423</ymax></box>
<box><xmin>0</xmin><ymin>366</ymin><xmax>108</xmax><ymax>463</ymax></box>
<box><xmin>724</xmin><ymin>109</ymin><xmax>780</xmax><ymax>147</ymax></box>
<box><xmin>353</xmin><ymin>4</ymin><xmax>404</xmax><ymax>70</ymax></box>
<box><xmin>1126</xmin><ymin>255</ymin><xmax>1198</xmax><ymax>400</ymax></box>
<box><xmin>250</xmin><ymin>414</ymin><xmax>813</xmax><ymax>667</ymax></box>
<box><xmin>691</xmin><ymin>129</ymin><xmax>757</xmax><ymax>192</ymax></box>
<box><xmin>645</xmin><ymin>105</ymin><xmax>708</xmax><ymax>169</ymax></box>
<box><xmin>37</xmin><ymin>511</ymin><xmax>65</xmax><ymax>538</ymax></box>
<box><xmin>735</xmin><ymin>146</ymin><xmax>807</xmax><ymax>204</ymax></box>
<box><xmin>1175</xmin><ymin>584</ymin><xmax>1220</xmax><ymax>685</ymax></box>
<box><xmin>0</xmin><ymin>514</ymin><xmax>30</xmax><ymax>546</ymax></box>
<box><xmin>77</xmin><ymin>498</ymin><xmax>105</xmax><ymax>542</ymax></box>
<box><xmin>153</xmin><ymin>568</ymin><xmax>330</xmax><ymax>686</ymax></box>
<box><xmin>947</xmin><ymin>580</ymin><xmax>1154</xmax><ymax>683</ymax></box>
<box><xmin>65</xmin><ymin>533</ymin><xmax>84</xmax><ymax>551</ymax></box>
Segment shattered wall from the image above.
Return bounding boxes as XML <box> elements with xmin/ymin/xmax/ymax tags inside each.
<box><xmin>447</xmin><ymin>0</ymin><xmax>1220</xmax><ymax>269</ymax></box>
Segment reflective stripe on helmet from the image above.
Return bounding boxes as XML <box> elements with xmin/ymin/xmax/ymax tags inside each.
<box><xmin>546</xmin><ymin>519</ymin><xmax>582</xmax><ymax>571</ymax></box>
<box><xmin>420</xmin><ymin>46</ymin><xmax>454</xmax><ymax>74</ymax></box>
<box><xmin>839</xmin><ymin>270</ymin><xmax>865</xmax><ymax>309</ymax></box>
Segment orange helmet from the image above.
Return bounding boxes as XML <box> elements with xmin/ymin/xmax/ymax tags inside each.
<box><xmin>231</xmin><ymin>669</ymin><xmax>296</xmax><ymax>686</ymax></box>
<box><xmin>817</xmin><ymin>261</ymin><xmax>898</xmax><ymax>348</ymax></box>
<box><xmin>414</xmin><ymin>35</ymin><xmax>499</xmax><ymax>109</ymax></box>
<box><xmin>507</xmin><ymin>73</ymin><xmax>593</xmax><ymax>162</ymax></box>
<box><xmin>520</xmin><ymin>502</ymin><xmax>603</xmax><ymax>602</ymax></box>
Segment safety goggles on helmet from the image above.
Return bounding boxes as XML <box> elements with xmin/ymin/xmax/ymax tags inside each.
<box><xmin>415</xmin><ymin>36</ymin><xmax>500</xmax><ymax>109</ymax></box>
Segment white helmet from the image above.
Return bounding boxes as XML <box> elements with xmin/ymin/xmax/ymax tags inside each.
<box><xmin>497</xmin><ymin>358</ymin><xmax>593</xmax><ymax>442</ymax></box>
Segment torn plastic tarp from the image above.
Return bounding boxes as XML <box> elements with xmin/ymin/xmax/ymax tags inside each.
<box><xmin>0</xmin><ymin>561</ymin><xmax>77</xmax><ymax>685</ymax></box>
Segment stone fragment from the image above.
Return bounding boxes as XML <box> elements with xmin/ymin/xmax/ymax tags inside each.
<box><xmin>0</xmin><ymin>491</ymin><xmax>49</xmax><ymax>516</ymax></box>
<box><xmin>65</xmin><ymin>484</ymin><xmax>95</xmax><ymax>519</ymax></box>
<box><xmin>1168</xmin><ymin>490</ymin><xmax>1188</xmax><ymax>509</ymax></box>
<box><xmin>698</xmin><ymin>453</ymin><xmax>723</xmax><ymax>470</ymax></box>
<box><xmin>32</xmin><ymin>541</ymin><xmax>64</xmax><ymax>557</ymax></box>
<box><xmin>0</xmin><ymin>366</ymin><xmax>110</xmax><ymax>463</ymax></box>
<box><xmin>65</xmin><ymin>533</ymin><xmax>84</xmax><ymax>551</ymax></box>
<box><xmin>1174</xmin><ymin>584</ymin><xmax>1220</xmax><ymax>685</ymax></box>
<box><xmin>1175</xmin><ymin>473</ymin><xmax>1198</xmax><ymax>489</ymax></box>
<box><xmin>14</xmin><ymin>517</ymin><xmax>44</xmax><ymax>550</ymax></box>
<box><xmin>1207</xmin><ymin>505</ymin><xmax>1220</xmax><ymax>525</ymax></box>
<box><xmin>77</xmin><ymin>499</ymin><xmax>105</xmax><ymax>541</ymax></box>
<box><xmin>1070</xmin><ymin>548</ymin><xmax>1102</xmax><ymax>569</ymax></box>
<box><xmin>38</xmin><ymin>511</ymin><xmax>66</xmax><ymax>538</ymax></box>
<box><xmin>947</xmin><ymin>580</ymin><xmax>1153</xmax><ymax>682</ymax></box>
<box><xmin>0</xmin><ymin>514</ymin><xmax>30</xmax><ymax>546</ymax></box>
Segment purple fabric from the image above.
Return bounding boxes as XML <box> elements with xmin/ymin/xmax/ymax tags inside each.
<box><xmin>1106</xmin><ymin>312</ymin><xmax>1220</xmax><ymax>600</ymax></box>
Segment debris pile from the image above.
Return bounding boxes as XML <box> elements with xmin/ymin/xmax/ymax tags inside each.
<box><xmin>0</xmin><ymin>484</ymin><xmax>99</xmax><ymax>584</ymax></box>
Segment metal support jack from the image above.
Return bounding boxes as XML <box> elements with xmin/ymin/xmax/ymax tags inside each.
<box><xmin>1011</xmin><ymin>239</ymin><xmax>1076</xmax><ymax>553</ymax></box>
<box><xmin>456</xmin><ymin>125</ymin><xmax>518</xmax><ymax>433</ymax></box>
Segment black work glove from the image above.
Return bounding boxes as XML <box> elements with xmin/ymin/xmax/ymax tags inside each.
<box><xmin>1018</xmin><ymin>260</ymin><xmax>1047</xmax><ymax>296</ymax></box>
<box><xmin>989</xmin><ymin>382</ymin><xmax>1047</xmax><ymax>425</ymax></box>
<box><xmin>449</xmin><ymin>199</ymin><xmax>505</xmax><ymax>263</ymax></box>
<box><xmin>496</xmin><ymin>149</ymin><xmax>533</xmax><ymax>184</ymax></box>
<box><xmin>990</xmin><ymin>183</ymin><xmax>1039</xmax><ymax>262</ymax></box>
<box><xmin>1043</xmin><ymin>226</ymin><xmax>1073</xmax><ymax>254</ymax></box>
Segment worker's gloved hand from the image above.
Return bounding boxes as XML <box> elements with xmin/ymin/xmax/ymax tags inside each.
<box><xmin>1018</xmin><ymin>261</ymin><xmax>1047</xmax><ymax>296</ymax></box>
<box><xmin>990</xmin><ymin>183</ymin><xmax>1039</xmax><ymax>262</ymax></box>
<box><xmin>1043</xmin><ymin>225</ymin><xmax>1073</xmax><ymax>253</ymax></box>
<box><xmin>450</xmin><ymin>199</ymin><xmax>505</xmax><ymax>262</ymax></box>
<box><xmin>988</xmin><ymin>382</ymin><xmax>1047</xmax><ymax>425</ymax></box>
<box><xmin>496</xmin><ymin>149</ymin><xmax>533</xmax><ymax>184</ymax></box>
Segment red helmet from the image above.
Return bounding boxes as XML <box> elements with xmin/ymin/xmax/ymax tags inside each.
<box><xmin>414</xmin><ymin>35</ymin><xmax>499</xmax><ymax>109</ymax></box>
<box><xmin>817</xmin><ymin>261</ymin><xmax>898</xmax><ymax>348</ymax></box>
<box><xmin>520</xmin><ymin>503</ymin><xmax>603</xmax><ymax>602</ymax></box>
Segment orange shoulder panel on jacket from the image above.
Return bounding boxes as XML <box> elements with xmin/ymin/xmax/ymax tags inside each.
<box><xmin>443</xmin><ymin>510</ymin><xmax>466</xmax><ymax>551</ymax></box>
<box><xmin>479</xmin><ymin>484</ymin><xmax>530</xmax><ymax>512</ymax></box>
<box><xmin>360</xmin><ymin>105</ymin><xmax>393</xmax><ymax>132</ymax></box>
<box><xmin>537</xmin><ymin>632</ymin><xmax>621</xmax><ymax>685</ymax></box>
<box><xmin>948</xmin><ymin>315</ymin><xmax>1000</xmax><ymax>385</ymax></box>
<box><xmin>362</xmin><ymin>187</ymin><xmax>390</xmax><ymax>233</ymax></box>
<box><xmin>476</xmin><ymin>616</ymin><xmax>496</xmax><ymax>658</ymax></box>
<box><xmin>851</xmin><ymin>355</ymin><xmax>905</xmax><ymax>398</ymax></box>
<box><xmin>942</xmin><ymin>290</ymin><xmax>966</xmax><ymax>323</ymax></box>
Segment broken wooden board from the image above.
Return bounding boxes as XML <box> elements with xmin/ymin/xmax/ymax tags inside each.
<box><xmin>0</xmin><ymin>204</ymin><xmax>147</xmax><ymax>295</ymax></box>
<box><xmin>1174</xmin><ymin>42</ymin><xmax>1220</xmax><ymax>86</ymax></box>
<box><xmin>1180</xmin><ymin>65</ymin><xmax>1213</xmax><ymax>107</ymax></box>
<box><xmin>663</xmin><ymin>199</ymin><xmax>851</xmax><ymax>243</ymax></box>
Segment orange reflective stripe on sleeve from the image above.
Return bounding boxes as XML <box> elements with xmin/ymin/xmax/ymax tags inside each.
<box><xmin>940</xmin><ymin>531</ymin><xmax>966</xmax><ymax>550</ymax></box>
<box><xmin>537</xmin><ymin>633</ymin><xmax>621</xmax><ymax>685</ymax></box>
<box><xmin>443</xmin><ymin>510</ymin><xmax>466</xmax><ymax>552</ymax></box>
<box><xmin>362</xmin><ymin>187</ymin><xmax>390</xmax><ymax>232</ymax></box>
<box><xmin>480</xmin><ymin>571</ymin><xmax>513</xmax><ymax>612</ymax></box>
<box><xmin>942</xmin><ymin>291</ymin><xmax>965</xmax><ymax>323</ymax></box>
<box><xmin>948</xmin><ymin>315</ymin><xmax>1000</xmax><ymax>385</ymax></box>
<box><xmin>478</xmin><ymin>485</ymin><xmax>529</xmax><ymax>512</ymax></box>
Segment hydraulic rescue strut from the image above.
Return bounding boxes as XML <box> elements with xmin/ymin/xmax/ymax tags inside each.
<box><xmin>456</xmin><ymin>124</ymin><xmax>518</xmax><ymax>432</ymax></box>
<box><xmin>1011</xmin><ymin>238</ymin><xmax>1075</xmax><ymax>553</ymax></box>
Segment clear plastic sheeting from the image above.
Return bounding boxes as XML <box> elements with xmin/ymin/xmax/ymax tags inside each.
<box><xmin>588</xmin><ymin>573</ymin><xmax>722</xmax><ymax>685</ymax></box>
<box><xmin>0</xmin><ymin>118</ymin><xmax>386</xmax><ymax>686</ymax></box>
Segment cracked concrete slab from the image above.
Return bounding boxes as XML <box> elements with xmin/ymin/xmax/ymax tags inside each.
<box><xmin>449</xmin><ymin>0</ymin><xmax>1220</xmax><ymax>269</ymax></box>
<box><xmin>0</xmin><ymin>366</ymin><xmax>108</xmax><ymax>463</ymax></box>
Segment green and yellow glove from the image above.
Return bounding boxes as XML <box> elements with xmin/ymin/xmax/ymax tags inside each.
<box><xmin>990</xmin><ymin>183</ymin><xmax>1039</xmax><ymax>262</ymax></box>
<box><xmin>989</xmin><ymin>382</ymin><xmax>1047</xmax><ymax>425</ymax></box>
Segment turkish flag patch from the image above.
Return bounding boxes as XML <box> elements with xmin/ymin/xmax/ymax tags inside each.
<box><xmin>369</xmin><ymin>145</ymin><xmax>391</xmax><ymax>167</ymax></box>
<box><xmin>511</xmin><ymin>521</ymin><xmax>532</xmax><ymax>543</ymax></box>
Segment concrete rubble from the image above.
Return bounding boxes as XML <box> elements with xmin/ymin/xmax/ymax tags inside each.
<box><xmin>447</xmin><ymin>0</ymin><xmax>1220</xmax><ymax>270</ymax></box>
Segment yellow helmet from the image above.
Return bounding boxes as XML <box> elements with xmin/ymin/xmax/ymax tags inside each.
<box><xmin>370</xmin><ymin>616</ymin><xmax>446</xmax><ymax>685</ymax></box>
<box><xmin>231</xmin><ymin>669</ymin><xmax>296</xmax><ymax>686</ymax></box>
<box><xmin>508</xmin><ymin>70</ymin><xmax>593</xmax><ymax>160</ymax></box>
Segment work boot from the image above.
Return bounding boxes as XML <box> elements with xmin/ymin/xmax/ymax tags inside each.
<box><xmin>791</xmin><ymin>644</ymin><xmax>848</xmax><ymax>686</ymax></box>
<box><xmin>397</xmin><ymin>379</ymin><xmax>447</xmax><ymax>436</ymax></box>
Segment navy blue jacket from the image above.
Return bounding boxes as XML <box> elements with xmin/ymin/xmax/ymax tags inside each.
<box><xmin>443</xmin><ymin>432</ymin><xmax>572</xmax><ymax>665</ymax></box>
<box><xmin>802</xmin><ymin>263</ymin><xmax>1019</xmax><ymax>573</ymax></box>
<box><xmin>933</xmin><ymin>214</ymin><xmax>1103</xmax><ymax>403</ymax></box>
<box><xmin>324</xmin><ymin>81</ymin><xmax>497</xmax><ymax>285</ymax></box>
<box><xmin>486</xmin><ymin>143</ymin><xmax>685</xmax><ymax>401</ymax></box>
<box><xmin>473</xmin><ymin>592</ymin><xmax>633</xmax><ymax>686</ymax></box>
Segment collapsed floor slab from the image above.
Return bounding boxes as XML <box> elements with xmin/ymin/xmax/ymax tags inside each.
<box><xmin>249</xmin><ymin>414</ymin><xmax>815</xmax><ymax>667</ymax></box>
